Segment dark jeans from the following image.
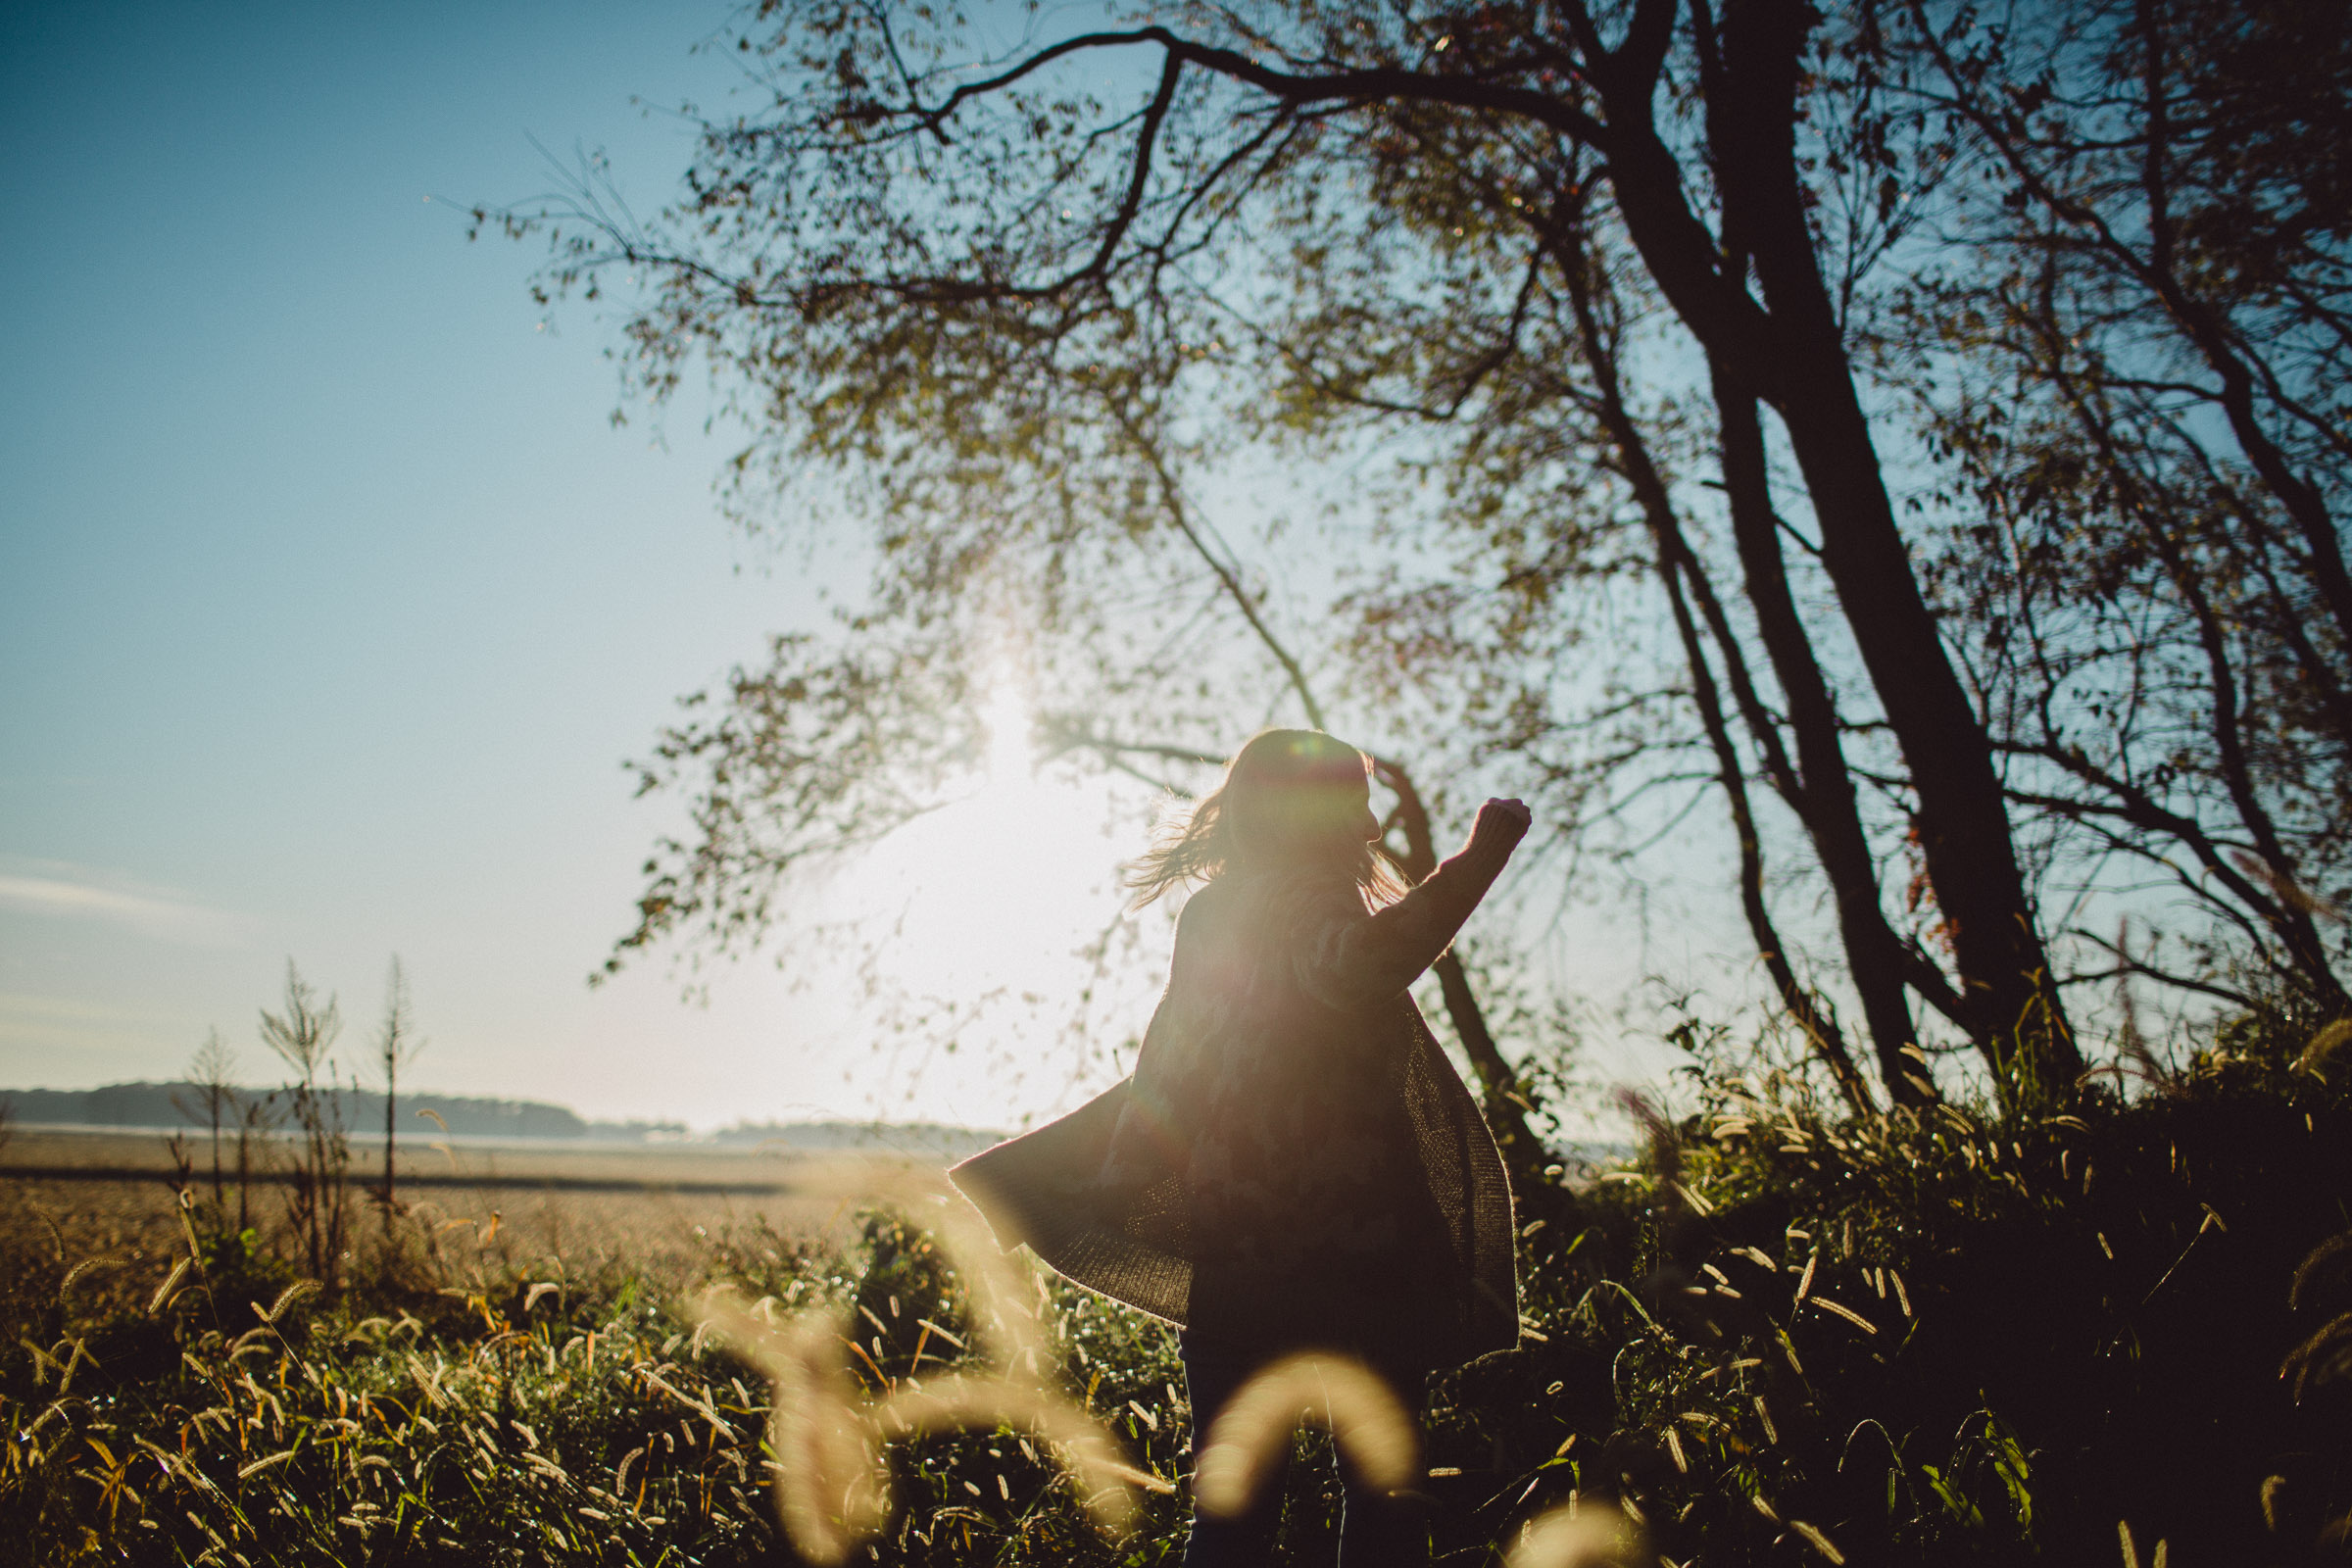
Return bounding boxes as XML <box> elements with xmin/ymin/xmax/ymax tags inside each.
<box><xmin>1178</xmin><ymin>1333</ymin><xmax>1431</xmax><ymax>1568</ymax></box>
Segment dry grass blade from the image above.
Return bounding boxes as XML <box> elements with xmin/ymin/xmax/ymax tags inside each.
<box><xmin>1789</xmin><ymin>1519</ymin><xmax>1845</xmax><ymax>1563</ymax></box>
<box><xmin>19</xmin><ymin>1337</ymin><xmax>67</xmax><ymax>1387</ymax></box>
<box><xmin>1194</xmin><ymin>1354</ymin><xmax>1417</xmax><ymax>1520</ymax></box>
<box><xmin>1505</xmin><ymin>1499</ymin><xmax>1645</xmax><ymax>1567</ymax></box>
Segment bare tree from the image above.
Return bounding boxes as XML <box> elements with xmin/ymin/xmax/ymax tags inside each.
<box><xmin>261</xmin><ymin>962</ymin><xmax>350</xmax><ymax>1288</ymax></box>
<box><xmin>175</xmin><ymin>1030</ymin><xmax>239</xmax><ymax>1214</ymax></box>
<box><xmin>1875</xmin><ymin>0</ymin><xmax>2352</xmax><ymax>1018</ymax></box>
<box><xmin>372</xmin><ymin>956</ymin><xmax>424</xmax><ymax>1235</ymax></box>
<box><xmin>494</xmin><ymin>0</ymin><xmax>2091</xmax><ymax>1101</ymax></box>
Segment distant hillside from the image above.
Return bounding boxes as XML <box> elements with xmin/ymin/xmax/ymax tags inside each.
<box><xmin>0</xmin><ymin>1082</ymin><xmax>641</xmax><ymax>1141</ymax></box>
<box><xmin>0</xmin><ymin>1083</ymin><xmax>1001</xmax><ymax>1155</ymax></box>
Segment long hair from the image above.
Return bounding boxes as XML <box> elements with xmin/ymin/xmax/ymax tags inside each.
<box><xmin>1127</xmin><ymin>729</ymin><xmax>1409</xmax><ymax>907</ymax></box>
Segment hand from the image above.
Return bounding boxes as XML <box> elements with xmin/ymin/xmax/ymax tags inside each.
<box><xmin>1472</xmin><ymin>797</ymin><xmax>1533</xmax><ymax>849</ymax></box>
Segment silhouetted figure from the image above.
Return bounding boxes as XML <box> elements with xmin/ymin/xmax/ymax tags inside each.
<box><xmin>955</xmin><ymin>729</ymin><xmax>1531</xmax><ymax>1567</ymax></box>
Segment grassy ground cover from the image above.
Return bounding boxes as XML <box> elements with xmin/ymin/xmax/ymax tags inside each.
<box><xmin>4</xmin><ymin>1017</ymin><xmax>2349</xmax><ymax>1565</ymax></box>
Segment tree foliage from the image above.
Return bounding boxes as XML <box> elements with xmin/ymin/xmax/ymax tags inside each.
<box><xmin>488</xmin><ymin>0</ymin><xmax>2350</xmax><ymax>1111</ymax></box>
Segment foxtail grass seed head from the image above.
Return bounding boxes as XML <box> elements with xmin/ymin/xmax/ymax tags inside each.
<box><xmin>1809</xmin><ymin>1297</ymin><xmax>1879</xmax><ymax>1334</ymax></box>
<box><xmin>2290</xmin><ymin>1231</ymin><xmax>2352</xmax><ymax>1311</ymax></box>
<box><xmin>2295</xmin><ymin>1019</ymin><xmax>2352</xmax><ymax>1078</ymax></box>
<box><xmin>253</xmin><ymin>1279</ymin><xmax>318</xmax><ymax>1326</ymax></box>
<box><xmin>1505</xmin><ymin>1499</ymin><xmax>1645</xmax><ymax>1567</ymax></box>
<box><xmin>147</xmin><ymin>1257</ymin><xmax>190</xmax><ymax>1316</ymax></box>
<box><xmin>2279</xmin><ymin>1309</ymin><xmax>2352</xmax><ymax>1400</ymax></box>
<box><xmin>793</xmin><ymin>1159</ymin><xmax>1049</xmax><ymax>1369</ymax></box>
<box><xmin>1195</xmin><ymin>1354</ymin><xmax>1418</xmax><ymax>1519</ymax></box>
<box><xmin>699</xmin><ymin>1296</ymin><xmax>884</xmax><ymax>1564</ymax></box>
<box><xmin>877</xmin><ymin>1371</ymin><xmax>1164</xmax><ymax>1535</ymax></box>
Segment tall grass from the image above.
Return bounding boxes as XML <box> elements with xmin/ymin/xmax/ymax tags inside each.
<box><xmin>1435</xmin><ymin>1011</ymin><xmax>2352</xmax><ymax>1565</ymax></box>
<box><xmin>0</xmin><ymin>1186</ymin><xmax>1207</xmax><ymax>1567</ymax></box>
<box><xmin>5</xmin><ymin>1009</ymin><xmax>2350</xmax><ymax>1564</ymax></box>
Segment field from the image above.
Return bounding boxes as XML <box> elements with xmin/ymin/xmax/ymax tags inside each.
<box><xmin>1</xmin><ymin>1128</ymin><xmax>871</xmax><ymax>1334</ymax></box>
<box><xmin>0</xmin><ymin>1122</ymin><xmax>1193</xmax><ymax>1568</ymax></box>
<box><xmin>1</xmin><ymin>1127</ymin><xmax>851</xmax><ymax>1281</ymax></box>
<box><xmin>5</xmin><ymin>1029</ymin><xmax>2352</xmax><ymax>1567</ymax></box>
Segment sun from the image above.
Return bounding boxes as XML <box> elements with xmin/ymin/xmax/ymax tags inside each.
<box><xmin>845</xmin><ymin>672</ymin><xmax>1131</xmax><ymax>1004</ymax></box>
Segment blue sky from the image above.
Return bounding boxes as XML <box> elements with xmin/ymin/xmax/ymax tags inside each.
<box><xmin>0</xmin><ymin>1</ymin><xmax>1725</xmax><ymax>1134</ymax></box>
<box><xmin>0</xmin><ymin>1</ymin><xmax>992</xmax><ymax>1126</ymax></box>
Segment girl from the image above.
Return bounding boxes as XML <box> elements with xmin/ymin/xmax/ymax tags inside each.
<box><xmin>953</xmin><ymin>729</ymin><xmax>1530</xmax><ymax>1566</ymax></box>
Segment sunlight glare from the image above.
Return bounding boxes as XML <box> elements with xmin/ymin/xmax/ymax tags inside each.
<box><xmin>980</xmin><ymin>677</ymin><xmax>1031</xmax><ymax>783</ymax></box>
<box><xmin>806</xmin><ymin>667</ymin><xmax>1142</xmax><ymax>1123</ymax></box>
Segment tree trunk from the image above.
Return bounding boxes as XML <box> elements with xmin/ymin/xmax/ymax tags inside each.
<box><xmin>1598</xmin><ymin>0</ymin><xmax>2082</xmax><ymax>1096</ymax></box>
<box><xmin>1661</xmin><ymin>542</ymin><xmax>1877</xmax><ymax>1114</ymax></box>
<box><xmin>1712</xmin><ymin>370</ymin><xmax>1940</xmax><ymax>1106</ymax></box>
<box><xmin>1542</xmin><ymin>201</ymin><xmax>1925</xmax><ymax>1107</ymax></box>
<box><xmin>383</xmin><ymin>1059</ymin><xmax>398</xmax><ymax>1235</ymax></box>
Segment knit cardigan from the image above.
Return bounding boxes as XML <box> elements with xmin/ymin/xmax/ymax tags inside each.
<box><xmin>950</xmin><ymin>826</ymin><xmax>1521</xmax><ymax>1371</ymax></box>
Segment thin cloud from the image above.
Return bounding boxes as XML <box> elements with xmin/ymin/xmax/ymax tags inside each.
<box><xmin>0</xmin><ymin>990</ymin><xmax>186</xmax><ymax>1061</ymax></box>
<box><xmin>0</xmin><ymin>865</ymin><xmax>250</xmax><ymax>948</ymax></box>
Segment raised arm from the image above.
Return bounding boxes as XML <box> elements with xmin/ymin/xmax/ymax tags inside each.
<box><xmin>1297</xmin><ymin>798</ymin><xmax>1532</xmax><ymax>1007</ymax></box>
